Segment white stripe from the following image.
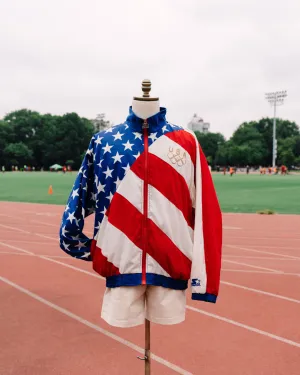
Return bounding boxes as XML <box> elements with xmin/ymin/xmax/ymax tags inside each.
<box><xmin>0</xmin><ymin>276</ymin><xmax>192</xmax><ymax>375</ymax></box>
<box><xmin>148</xmin><ymin>185</ymin><xmax>194</xmax><ymax>260</ymax></box>
<box><xmin>149</xmin><ymin>135</ymin><xmax>194</xmax><ymax>192</ymax></box>
<box><xmin>117</xmin><ymin>169</ymin><xmax>143</xmax><ymax>213</ymax></box>
<box><xmin>96</xmin><ymin>217</ymin><xmax>142</xmax><ymax>274</ymax></box>
<box><xmin>118</xmin><ymin>169</ymin><xmax>194</xmax><ymax>263</ymax></box>
<box><xmin>189</xmin><ymin>135</ymin><xmax>207</xmax><ymax>294</ymax></box>
<box><xmin>146</xmin><ymin>254</ymin><xmax>170</xmax><ymax>277</ymax></box>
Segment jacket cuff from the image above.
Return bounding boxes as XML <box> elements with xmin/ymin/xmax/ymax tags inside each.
<box><xmin>192</xmin><ymin>293</ymin><xmax>217</xmax><ymax>303</ymax></box>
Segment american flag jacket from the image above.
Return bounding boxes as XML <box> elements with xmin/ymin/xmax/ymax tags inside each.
<box><xmin>59</xmin><ymin>107</ymin><xmax>222</xmax><ymax>303</ymax></box>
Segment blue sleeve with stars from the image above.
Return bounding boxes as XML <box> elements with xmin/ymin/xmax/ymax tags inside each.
<box><xmin>59</xmin><ymin>137</ymin><xmax>96</xmax><ymax>261</ymax></box>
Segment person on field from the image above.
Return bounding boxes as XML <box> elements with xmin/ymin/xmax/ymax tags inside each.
<box><xmin>229</xmin><ymin>167</ymin><xmax>234</xmax><ymax>176</ymax></box>
<box><xmin>246</xmin><ymin>165</ymin><xmax>250</xmax><ymax>174</ymax></box>
<box><xmin>281</xmin><ymin>165</ymin><xmax>287</xmax><ymax>175</ymax></box>
<box><xmin>1</xmin><ymin>166</ymin><xmax>5</xmax><ymax>174</ymax></box>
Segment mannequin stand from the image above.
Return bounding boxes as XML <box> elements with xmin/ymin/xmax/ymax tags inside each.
<box><xmin>134</xmin><ymin>79</ymin><xmax>158</xmax><ymax>375</ymax></box>
<box><xmin>137</xmin><ymin>319</ymin><xmax>151</xmax><ymax>374</ymax></box>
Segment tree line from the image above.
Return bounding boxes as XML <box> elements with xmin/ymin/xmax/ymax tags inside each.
<box><xmin>195</xmin><ymin>118</ymin><xmax>300</xmax><ymax>168</ymax></box>
<box><xmin>0</xmin><ymin>109</ymin><xmax>299</xmax><ymax>169</ymax></box>
<box><xmin>0</xmin><ymin>109</ymin><xmax>110</xmax><ymax>170</ymax></box>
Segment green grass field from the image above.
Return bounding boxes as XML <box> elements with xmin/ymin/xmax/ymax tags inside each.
<box><xmin>0</xmin><ymin>172</ymin><xmax>300</xmax><ymax>214</ymax></box>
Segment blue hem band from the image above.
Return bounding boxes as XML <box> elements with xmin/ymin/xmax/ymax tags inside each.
<box><xmin>192</xmin><ymin>293</ymin><xmax>217</xmax><ymax>303</ymax></box>
<box><xmin>106</xmin><ymin>273</ymin><xmax>188</xmax><ymax>290</ymax></box>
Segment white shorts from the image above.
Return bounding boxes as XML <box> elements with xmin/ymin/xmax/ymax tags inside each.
<box><xmin>101</xmin><ymin>285</ymin><xmax>186</xmax><ymax>328</ymax></box>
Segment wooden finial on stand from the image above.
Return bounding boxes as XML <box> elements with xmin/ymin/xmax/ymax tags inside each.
<box><xmin>134</xmin><ymin>79</ymin><xmax>159</xmax><ymax>102</ymax></box>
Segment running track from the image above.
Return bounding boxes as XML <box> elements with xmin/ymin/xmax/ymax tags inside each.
<box><xmin>0</xmin><ymin>201</ymin><xmax>299</xmax><ymax>374</ymax></box>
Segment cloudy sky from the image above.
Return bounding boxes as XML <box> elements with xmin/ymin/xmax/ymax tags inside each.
<box><xmin>1</xmin><ymin>0</ymin><xmax>299</xmax><ymax>138</ymax></box>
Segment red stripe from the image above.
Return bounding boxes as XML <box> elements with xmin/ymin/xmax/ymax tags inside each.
<box><xmin>165</xmin><ymin>130</ymin><xmax>196</xmax><ymax>165</ymax></box>
<box><xmin>147</xmin><ymin>218</ymin><xmax>191</xmax><ymax>279</ymax></box>
<box><xmin>131</xmin><ymin>153</ymin><xmax>194</xmax><ymax>229</ymax></box>
<box><xmin>108</xmin><ymin>193</ymin><xmax>191</xmax><ymax>278</ymax></box>
<box><xmin>199</xmin><ymin>147</ymin><xmax>222</xmax><ymax>295</ymax></box>
<box><xmin>107</xmin><ymin>193</ymin><xmax>143</xmax><ymax>249</ymax></box>
<box><xmin>91</xmin><ymin>239</ymin><xmax>120</xmax><ymax>277</ymax></box>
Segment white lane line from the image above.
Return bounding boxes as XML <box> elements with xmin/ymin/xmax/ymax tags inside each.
<box><xmin>224</xmin><ymin>255</ymin><xmax>300</xmax><ymax>260</ymax></box>
<box><xmin>1</xmin><ymin>240</ymin><xmax>55</xmax><ymax>245</ymax></box>
<box><xmin>186</xmin><ymin>305</ymin><xmax>300</xmax><ymax>349</ymax></box>
<box><xmin>0</xmin><ymin>276</ymin><xmax>192</xmax><ymax>375</ymax></box>
<box><xmin>0</xmin><ymin>220</ymin><xmax>92</xmax><ymax>241</ymax></box>
<box><xmin>242</xmin><ymin>245</ymin><xmax>300</xmax><ymax>251</ymax></box>
<box><xmin>222</xmin><ymin>269</ymin><xmax>278</xmax><ymax>274</ymax></box>
<box><xmin>225</xmin><ymin>244</ymin><xmax>300</xmax><ymax>260</ymax></box>
<box><xmin>222</xmin><ymin>269</ymin><xmax>300</xmax><ymax>277</ymax></box>
<box><xmin>0</xmin><ymin>251</ymin><xmax>32</xmax><ymax>256</ymax></box>
<box><xmin>0</xmin><ymin>241</ymin><xmax>34</xmax><ymax>255</ymax></box>
<box><xmin>2</xmin><ymin>242</ymin><xmax>300</xmax><ymax>349</ymax></box>
<box><xmin>31</xmin><ymin>220</ymin><xmax>59</xmax><ymax>227</ymax></box>
<box><xmin>40</xmin><ymin>255</ymin><xmax>70</xmax><ymax>259</ymax></box>
<box><xmin>224</xmin><ymin>236</ymin><xmax>300</xmax><ymax>241</ymax></box>
<box><xmin>39</xmin><ymin>256</ymin><xmax>105</xmax><ymax>280</ymax></box>
<box><xmin>223</xmin><ymin>259</ymin><xmax>284</xmax><ymax>273</ymax></box>
<box><xmin>0</xmin><ymin>224</ymin><xmax>30</xmax><ymax>234</ymax></box>
<box><xmin>0</xmin><ymin>223</ymin><xmax>57</xmax><ymax>241</ymax></box>
<box><xmin>221</xmin><ymin>281</ymin><xmax>300</xmax><ymax>304</ymax></box>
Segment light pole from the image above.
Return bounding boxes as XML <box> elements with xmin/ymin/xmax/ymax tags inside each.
<box><xmin>265</xmin><ymin>90</ymin><xmax>287</xmax><ymax>167</ymax></box>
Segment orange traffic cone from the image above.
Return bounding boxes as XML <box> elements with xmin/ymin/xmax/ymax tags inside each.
<box><xmin>48</xmin><ymin>185</ymin><xmax>53</xmax><ymax>195</ymax></box>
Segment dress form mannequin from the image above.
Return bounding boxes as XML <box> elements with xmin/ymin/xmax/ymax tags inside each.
<box><xmin>132</xmin><ymin>79</ymin><xmax>160</xmax><ymax>119</ymax></box>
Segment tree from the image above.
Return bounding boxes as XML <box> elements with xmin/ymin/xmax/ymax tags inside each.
<box><xmin>0</xmin><ymin>121</ymin><xmax>14</xmax><ymax>165</ymax></box>
<box><xmin>279</xmin><ymin>149</ymin><xmax>295</xmax><ymax>167</ymax></box>
<box><xmin>1</xmin><ymin>109</ymin><xmax>96</xmax><ymax>169</ymax></box>
<box><xmin>44</xmin><ymin>113</ymin><xmax>94</xmax><ymax>169</ymax></box>
<box><xmin>3</xmin><ymin>142</ymin><xmax>33</xmax><ymax>166</ymax></box>
<box><xmin>194</xmin><ymin>132</ymin><xmax>226</xmax><ymax>166</ymax></box>
<box><xmin>227</xmin><ymin>118</ymin><xmax>300</xmax><ymax>166</ymax></box>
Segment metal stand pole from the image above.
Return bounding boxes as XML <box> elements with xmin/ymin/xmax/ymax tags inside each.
<box><xmin>145</xmin><ymin>319</ymin><xmax>151</xmax><ymax>375</ymax></box>
<box><xmin>137</xmin><ymin>319</ymin><xmax>151</xmax><ymax>374</ymax></box>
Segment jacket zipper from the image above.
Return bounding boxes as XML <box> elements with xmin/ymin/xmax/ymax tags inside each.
<box><xmin>142</xmin><ymin>118</ymin><xmax>149</xmax><ymax>285</ymax></box>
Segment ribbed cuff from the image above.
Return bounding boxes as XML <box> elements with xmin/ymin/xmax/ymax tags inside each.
<box><xmin>192</xmin><ymin>293</ymin><xmax>217</xmax><ymax>303</ymax></box>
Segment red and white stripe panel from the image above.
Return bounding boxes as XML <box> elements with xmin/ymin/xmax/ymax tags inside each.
<box><xmin>95</xmin><ymin>130</ymin><xmax>199</xmax><ymax>279</ymax></box>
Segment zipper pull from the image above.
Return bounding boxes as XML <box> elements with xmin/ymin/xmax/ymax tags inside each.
<box><xmin>142</xmin><ymin>119</ymin><xmax>149</xmax><ymax>129</ymax></box>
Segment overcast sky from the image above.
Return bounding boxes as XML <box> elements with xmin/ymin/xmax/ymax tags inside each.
<box><xmin>1</xmin><ymin>0</ymin><xmax>300</xmax><ymax>138</ymax></box>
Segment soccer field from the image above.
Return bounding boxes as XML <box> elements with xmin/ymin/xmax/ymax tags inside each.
<box><xmin>0</xmin><ymin>171</ymin><xmax>299</xmax><ymax>214</ymax></box>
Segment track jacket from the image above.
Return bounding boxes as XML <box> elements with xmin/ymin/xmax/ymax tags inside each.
<box><xmin>59</xmin><ymin>107</ymin><xmax>222</xmax><ymax>303</ymax></box>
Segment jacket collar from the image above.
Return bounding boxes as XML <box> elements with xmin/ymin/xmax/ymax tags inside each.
<box><xmin>126</xmin><ymin>106</ymin><xmax>167</xmax><ymax>132</ymax></box>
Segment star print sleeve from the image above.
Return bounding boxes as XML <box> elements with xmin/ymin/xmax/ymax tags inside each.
<box><xmin>59</xmin><ymin>137</ymin><xmax>96</xmax><ymax>261</ymax></box>
<box><xmin>190</xmin><ymin>138</ymin><xmax>222</xmax><ymax>303</ymax></box>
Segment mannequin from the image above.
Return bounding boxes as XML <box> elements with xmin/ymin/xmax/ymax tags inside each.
<box><xmin>132</xmin><ymin>79</ymin><xmax>160</xmax><ymax>119</ymax></box>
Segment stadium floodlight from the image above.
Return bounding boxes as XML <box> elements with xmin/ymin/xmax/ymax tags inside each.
<box><xmin>265</xmin><ymin>90</ymin><xmax>288</xmax><ymax>167</ymax></box>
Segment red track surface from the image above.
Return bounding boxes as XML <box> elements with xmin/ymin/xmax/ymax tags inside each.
<box><xmin>0</xmin><ymin>201</ymin><xmax>300</xmax><ymax>375</ymax></box>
